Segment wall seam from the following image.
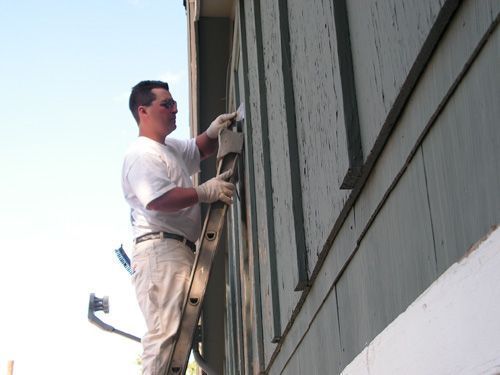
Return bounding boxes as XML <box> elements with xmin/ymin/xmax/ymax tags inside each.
<box><xmin>421</xmin><ymin>146</ymin><xmax>439</xmax><ymax>276</ymax></box>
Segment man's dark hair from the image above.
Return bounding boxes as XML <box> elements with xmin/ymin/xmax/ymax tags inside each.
<box><xmin>129</xmin><ymin>80</ymin><xmax>170</xmax><ymax>123</ymax></box>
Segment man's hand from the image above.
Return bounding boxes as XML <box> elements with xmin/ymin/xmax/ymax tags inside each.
<box><xmin>206</xmin><ymin>112</ymin><xmax>237</xmax><ymax>139</ymax></box>
<box><xmin>195</xmin><ymin>170</ymin><xmax>235</xmax><ymax>204</ymax></box>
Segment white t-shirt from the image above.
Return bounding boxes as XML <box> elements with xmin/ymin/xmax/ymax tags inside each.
<box><xmin>121</xmin><ymin>136</ymin><xmax>201</xmax><ymax>242</ymax></box>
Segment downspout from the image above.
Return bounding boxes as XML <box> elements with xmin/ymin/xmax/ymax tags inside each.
<box><xmin>193</xmin><ymin>344</ymin><xmax>218</xmax><ymax>375</ymax></box>
<box><xmin>192</xmin><ymin>326</ymin><xmax>218</xmax><ymax>375</ymax></box>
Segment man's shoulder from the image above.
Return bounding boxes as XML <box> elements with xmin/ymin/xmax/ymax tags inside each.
<box><xmin>123</xmin><ymin>137</ymin><xmax>159</xmax><ymax>167</ymax></box>
<box><xmin>126</xmin><ymin>137</ymin><xmax>160</xmax><ymax>155</ymax></box>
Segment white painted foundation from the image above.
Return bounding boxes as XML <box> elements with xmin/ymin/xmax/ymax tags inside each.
<box><xmin>341</xmin><ymin>226</ymin><xmax>500</xmax><ymax>375</ymax></box>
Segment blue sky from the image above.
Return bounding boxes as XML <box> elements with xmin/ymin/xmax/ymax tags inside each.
<box><xmin>0</xmin><ymin>1</ymin><xmax>190</xmax><ymax>373</ymax></box>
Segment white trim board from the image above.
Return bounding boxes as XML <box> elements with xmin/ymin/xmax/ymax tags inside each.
<box><xmin>341</xmin><ymin>226</ymin><xmax>500</xmax><ymax>375</ymax></box>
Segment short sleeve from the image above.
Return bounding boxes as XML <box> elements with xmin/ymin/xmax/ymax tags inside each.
<box><xmin>125</xmin><ymin>152</ymin><xmax>176</xmax><ymax>208</ymax></box>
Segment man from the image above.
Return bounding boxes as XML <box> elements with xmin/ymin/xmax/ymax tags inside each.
<box><xmin>122</xmin><ymin>80</ymin><xmax>235</xmax><ymax>374</ymax></box>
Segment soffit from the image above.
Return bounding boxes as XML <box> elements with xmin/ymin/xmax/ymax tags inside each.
<box><xmin>200</xmin><ymin>0</ymin><xmax>232</xmax><ymax>17</ymax></box>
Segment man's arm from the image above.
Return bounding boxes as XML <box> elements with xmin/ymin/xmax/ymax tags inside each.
<box><xmin>146</xmin><ymin>187</ymin><xmax>198</xmax><ymax>212</ymax></box>
<box><xmin>147</xmin><ymin>171</ymin><xmax>235</xmax><ymax>211</ymax></box>
<box><xmin>148</xmin><ymin>112</ymin><xmax>237</xmax><ymax>211</ymax></box>
<box><xmin>196</xmin><ymin>112</ymin><xmax>236</xmax><ymax>159</ymax></box>
<box><xmin>195</xmin><ymin>132</ymin><xmax>218</xmax><ymax>160</ymax></box>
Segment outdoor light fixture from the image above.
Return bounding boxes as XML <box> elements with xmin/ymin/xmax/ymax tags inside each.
<box><xmin>87</xmin><ymin>294</ymin><xmax>216</xmax><ymax>374</ymax></box>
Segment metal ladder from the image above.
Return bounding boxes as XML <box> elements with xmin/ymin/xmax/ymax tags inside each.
<box><xmin>165</xmin><ymin>129</ymin><xmax>244</xmax><ymax>375</ymax></box>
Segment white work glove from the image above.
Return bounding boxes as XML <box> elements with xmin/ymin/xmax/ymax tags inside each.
<box><xmin>195</xmin><ymin>170</ymin><xmax>235</xmax><ymax>204</ymax></box>
<box><xmin>206</xmin><ymin>112</ymin><xmax>237</xmax><ymax>139</ymax></box>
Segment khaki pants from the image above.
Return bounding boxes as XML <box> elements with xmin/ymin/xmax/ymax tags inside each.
<box><xmin>132</xmin><ymin>238</ymin><xmax>195</xmax><ymax>375</ymax></box>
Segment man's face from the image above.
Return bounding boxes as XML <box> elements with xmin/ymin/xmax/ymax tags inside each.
<box><xmin>142</xmin><ymin>88</ymin><xmax>178</xmax><ymax>136</ymax></box>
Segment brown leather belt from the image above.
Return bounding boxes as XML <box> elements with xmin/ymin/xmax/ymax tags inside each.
<box><xmin>134</xmin><ymin>232</ymin><xmax>196</xmax><ymax>252</ymax></box>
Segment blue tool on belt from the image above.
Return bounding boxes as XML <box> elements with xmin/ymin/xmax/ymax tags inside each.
<box><xmin>114</xmin><ymin>244</ymin><xmax>134</xmax><ymax>275</ymax></box>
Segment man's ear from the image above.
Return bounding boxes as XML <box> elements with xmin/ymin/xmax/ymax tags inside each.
<box><xmin>137</xmin><ymin>106</ymin><xmax>148</xmax><ymax>122</ymax></box>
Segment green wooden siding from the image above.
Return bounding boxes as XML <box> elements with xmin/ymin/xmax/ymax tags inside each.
<box><xmin>219</xmin><ymin>0</ymin><xmax>500</xmax><ymax>373</ymax></box>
